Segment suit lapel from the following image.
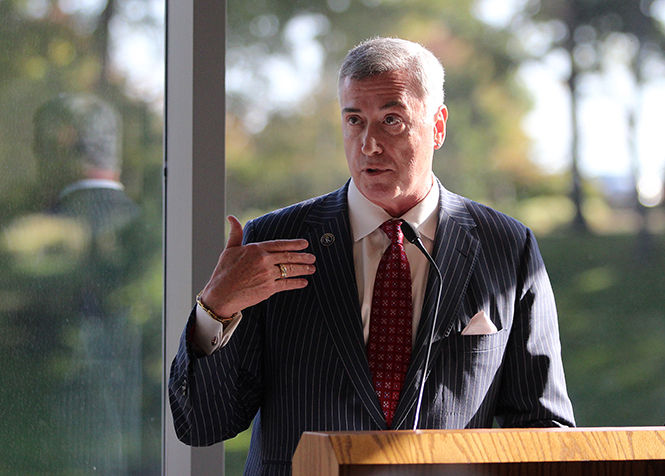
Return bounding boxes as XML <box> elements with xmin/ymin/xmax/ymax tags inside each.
<box><xmin>304</xmin><ymin>185</ymin><xmax>387</xmax><ymax>429</ymax></box>
<box><xmin>392</xmin><ymin>182</ymin><xmax>480</xmax><ymax>429</ymax></box>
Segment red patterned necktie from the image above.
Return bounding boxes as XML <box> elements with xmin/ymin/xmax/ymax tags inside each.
<box><xmin>367</xmin><ymin>219</ymin><xmax>413</xmax><ymax>428</ymax></box>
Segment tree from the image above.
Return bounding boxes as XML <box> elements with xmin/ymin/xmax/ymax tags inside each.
<box><xmin>620</xmin><ymin>5</ymin><xmax>665</xmax><ymax>245</ymax></box>
<box><xmin>519</xmin><ymin>0</ymin><xmax>665</xmax><ymax>232</ymax></box>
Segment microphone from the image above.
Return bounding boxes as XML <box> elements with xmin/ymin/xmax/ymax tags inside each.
<box><xmin>401</xmin><ymin>220</ymin><xmax>443</xmax><ymax>431</ymax></box>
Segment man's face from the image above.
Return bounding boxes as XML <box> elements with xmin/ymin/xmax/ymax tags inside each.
<box><xmin>339</xmin><ymin>70</ymin><xmax>447</xmax><ymax>217</ymax></box>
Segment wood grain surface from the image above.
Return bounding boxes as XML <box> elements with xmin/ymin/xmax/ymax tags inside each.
<box><xmin>292</xmin><ymin>427</ymin><xmax>665</xmax><ymax>475</ymax></box>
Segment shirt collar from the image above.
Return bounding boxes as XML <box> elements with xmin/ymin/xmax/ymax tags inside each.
<box><xmin>347</xmin><ymin>177</ymin><xmax>439</xmax><ymax>243</ymax></box>
<box><xmin>59</xmin><ymin>179</ymin><xmax>124</xmax><ymax>199</ymax></box>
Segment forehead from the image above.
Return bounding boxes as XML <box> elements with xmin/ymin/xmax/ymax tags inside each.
<box><xmin>339</xmin><ymin>71</ymin><xmax>425</xmax><ymax>111</ymax></box>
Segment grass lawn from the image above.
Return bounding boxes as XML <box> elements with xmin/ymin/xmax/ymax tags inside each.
<box><xmin>540</xmin><ymin>231</ymin><xmax>665</xmax><ymax>427</ymax></box>
<box><xmin>224</xmin><ymin>426</ymin><xmax>252</xmax><ymax>475</ymax></box>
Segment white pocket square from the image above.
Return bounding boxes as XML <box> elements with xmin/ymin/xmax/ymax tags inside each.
<box><xmin>461</xmin><ymin>310</ymin><xmax>498</xmax><ymax>336</ymax></box>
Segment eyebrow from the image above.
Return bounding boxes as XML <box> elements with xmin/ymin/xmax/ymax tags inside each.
<box><xmin>381</xmin><ymin>100</ymin><xmax>406</xmax><ymax>110</ymax></box>
<box><xmin>341</xmin><ymin>101</ymin><xmax>406</xmax><ymax>115</ymax></box>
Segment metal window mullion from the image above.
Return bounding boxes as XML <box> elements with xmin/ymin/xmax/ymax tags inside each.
<box><xmin>164</xmin><ymin>0</ymin><xmax>226</xmax><ymax>474</ymax></box>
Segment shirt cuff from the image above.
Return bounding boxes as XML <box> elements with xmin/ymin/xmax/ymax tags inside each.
<box><xmin>192</xmin><ymin>303</ymin><xmax>243</xmax><ymax>355</ymax></box>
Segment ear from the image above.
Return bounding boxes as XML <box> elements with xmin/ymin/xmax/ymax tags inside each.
<box><xmin>433</xmin><ymin>105</ymin><xmax>448</xmax><ymax>150</ymax></box>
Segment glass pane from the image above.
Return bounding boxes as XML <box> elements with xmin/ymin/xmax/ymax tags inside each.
<box><xmin>0</xmin><ymin>1</ymin><xmax>164</xmax><ymax>474</ymax></box>
<box><xmin>225</xmin><ymin>0</ymin><xmax>665</xmax><ymax>471</ymax></box>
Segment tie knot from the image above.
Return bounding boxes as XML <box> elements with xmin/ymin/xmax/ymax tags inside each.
<box><xmin>380</xmin><ymin>219</ymin><xmax>404</xmax><ymax>245</ymax></box>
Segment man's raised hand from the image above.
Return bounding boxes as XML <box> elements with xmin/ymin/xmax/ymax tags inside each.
<box><xmin>198</xmin><ymin>215</ymin><xmax>316</xmax><ymax>318</ymax></box>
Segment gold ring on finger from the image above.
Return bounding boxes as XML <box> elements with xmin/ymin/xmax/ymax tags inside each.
<box><xmin>278</xmin><ymin>263</ymin><xmax>288</xmax><ymax>279</ymax></box>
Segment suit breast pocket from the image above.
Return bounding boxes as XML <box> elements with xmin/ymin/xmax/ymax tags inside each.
<box><xmin>448</xmin><ymin>329</ymin><xmax>508</xmax><ymax>354</ymax></box>
<box><xmin>431</xmin><ymin>329</ymin><xmax>509</xmax><ymax>413</ymax></box>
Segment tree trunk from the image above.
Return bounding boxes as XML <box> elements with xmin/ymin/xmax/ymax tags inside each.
<box><xmin>567</xmin><ymin>62</ymin><xmax>588</xmax><ymax>232</ymax></box>
<box><xmin>629</xmin><ymin>47</ymin><xmax>652</xmax><ymax>259</ymax></box>
<box><xmin>94</xmin><ymin>0</ymin><xmax>116</xmax><ymax>90</ymax></box>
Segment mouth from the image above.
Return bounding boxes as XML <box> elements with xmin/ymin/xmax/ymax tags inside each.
<box><xmin>364</xmin><ymin>167</ymin><xmax>391</xmax><ymax>175</ymax></box>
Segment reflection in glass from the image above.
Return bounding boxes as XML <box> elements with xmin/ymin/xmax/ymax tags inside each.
<box><xmin>0</xmin><ymin>2</ymin><xmax>163</xmax><ymax>474</ymax></box>
<box><xmin>42</xmin><ymin>94</ymin><xmax>140</xmax><ymax>472</ymax></box>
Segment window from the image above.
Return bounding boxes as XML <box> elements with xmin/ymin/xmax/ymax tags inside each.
<box><xmin>223</xmin><ymin>1</ymin><xmax>665</xmax><ymax>471</ymax></box>
<box><xmin>0</xmin><ymin>1</ymin><xmax>164</xmax><ymax>473</ymax></box>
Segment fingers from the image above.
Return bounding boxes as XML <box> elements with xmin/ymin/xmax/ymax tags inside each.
<box><xmin>269</xmin><ymin>250</ymin><xmax>316</xmax><ymax>266</ymax></box>
<box><xmin>261</xmin><ymin>238</ymin><xmax>310</xmax><ymax>252</ymax></box>
<box><xmin>204</xmin><ymin>222</ymin><xmax>317</xmax><ymax>315</ymax></box>
<box><xmin>226</xmin><ymin>215</ymin><xmax>244</xmax><ymax>248</ymax></box>
<box><xmin>226</xmin><ymin>215</ymin><xmax>310</xmax><ymax>254</ymax></box>
<box><xmin>274</xmin><ymin>277</ymin><xmax>309</xmax><ymax>292</ymax></box>
<box><xmin>273</xmin><ymin>263</ymin><xmax>316</xmax><ymax>280</ymax></box>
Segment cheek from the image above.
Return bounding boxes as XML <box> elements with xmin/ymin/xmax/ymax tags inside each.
<box><xmin>342</xmin><ymin>138</ymin><xmax>360</xmax><ymax>170</ymax></box>
<box><xmin>341</xmin><ymin>130</ymin><xmax>352</xmax><ymax>148</ymax></box>
<box><xmin>342</xmin><ymin>134</ymin><xmax>356</xmax><ymax>154</ymax></box>
<box><xmin>395</xmin><ymin>134</ymin><xmax>421</xmax><ymax>160</ymax></box>
<box><xmin>342</xmin><ymin>128</ymin><xmax>359</xmax><ymax>147</ymax></box>
<box><xmin>400</xmin><ymin>137</ymin><xmax>431</xmax><ymax>174</ymax></box>
<box><xmin>410</xmin><ymin>129</ymin><xmax>433</xmax><ymax>159</ymax></box>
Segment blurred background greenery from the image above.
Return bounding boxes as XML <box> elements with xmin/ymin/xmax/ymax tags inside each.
<box><xmin>0</xmin><ymin>0</ymin><xmax>163</xmax><ymax>473</ymax></box>
<box><xmin>223</xmin><ymin>0</ymin><xmax>665</xmax><ymax>473</ymax></box>
<box><xmin>1</xmin><ymin>0</ymin><xmax>664</xmax><ymax>475</ymax></box>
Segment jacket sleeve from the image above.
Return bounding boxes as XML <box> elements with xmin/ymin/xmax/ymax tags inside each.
<box><xmin>168</xmin><ymin>221</ymin><xmax>265</xmax><ymax>446</ymax></box>
<box><xmin>495</xmin><ymin>228</ymin><xmax>576</xmax><ymax>428</ymax></box>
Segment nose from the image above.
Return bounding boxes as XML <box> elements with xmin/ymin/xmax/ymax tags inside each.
<box><xmin>361</xmin><ymin>126</ymin><xmax>382</xmax><ymax>156</ymax></box>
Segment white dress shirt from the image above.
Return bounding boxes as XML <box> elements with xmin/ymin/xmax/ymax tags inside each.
<box><xmin>192</xmin><ymin>178</ymin><xmax>439</xmax><ymax>354</ymax></box>
<box><xmin>347</xmin><ymin>178</ymin><xmax>438</xmax><ymax>346</ymax></box>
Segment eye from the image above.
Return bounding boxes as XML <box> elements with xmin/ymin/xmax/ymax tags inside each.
<box><xmin>346</xmin><ymin>115</ymin><xmax>361</xmax><ymax>125</ymax></box>
<box><xmin>384</xmin><ymin>114</ymin><xmax>402</xmax><ymax>126</ymax></box>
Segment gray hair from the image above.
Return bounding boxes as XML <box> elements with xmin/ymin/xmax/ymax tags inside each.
<box><xmin>34</xmin><ymin>93</ymin><xmax>121</xmax><ymax>173</ymax></box>
<box><xmin>338</xmin><ymin>37</ymin><xmax>445</xmax><ymax>114</ymax></box>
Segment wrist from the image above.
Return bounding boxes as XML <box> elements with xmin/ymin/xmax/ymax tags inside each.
<box><xmin>196</xmin><ymin>292</ymin><xmax>239</xmax><ymax>325</ymax></box>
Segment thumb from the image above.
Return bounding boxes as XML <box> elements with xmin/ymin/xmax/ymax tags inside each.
<box><xmin>225</xmin><ymin>215</ymin><xmax>244</xmax><ymax>248</ymax></box>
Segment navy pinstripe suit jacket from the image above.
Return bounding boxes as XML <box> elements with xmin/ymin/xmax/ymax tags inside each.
<box><xmin>169</xmin><ymin>180</ymin><xmax>575</xmax><ymax>475</ymax></box>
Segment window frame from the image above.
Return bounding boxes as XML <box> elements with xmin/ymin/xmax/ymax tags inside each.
<box><xmin>164</xmin><ymin>0</ymin><xmax>227</xmax><ymax>473</ymax></box>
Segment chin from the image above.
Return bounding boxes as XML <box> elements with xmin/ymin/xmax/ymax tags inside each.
<box><xmin>366</xmin><ymin>192</ymin><xmax>403</xmax><ymax>215</ymax></box>
<box><xmin>360</xmin><ymin>184</ymin><xmax>397</xmax><ymax>200</ymax></box>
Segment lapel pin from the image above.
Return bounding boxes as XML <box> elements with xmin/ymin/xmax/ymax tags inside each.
<box><xmin>320</xmin><ymin>232</ymin><xmax>335</xmax><ymax>247</ymax></box>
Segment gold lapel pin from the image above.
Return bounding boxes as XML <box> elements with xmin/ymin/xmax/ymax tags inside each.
<box><xmin>320</xmin><ymin>232</ymin><xmax>335</xmax><ymax>247</ymax></box>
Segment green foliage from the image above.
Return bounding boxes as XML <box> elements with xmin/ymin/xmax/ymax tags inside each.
<box><xmin>541</xmin><ymin>232</ymin><xmax>665</xmax><ymax>426</ymax></box>
<box><xmin>225</xmin><ymin>427</ymin><xmax>253</xmax><ymax>475</ymax></box>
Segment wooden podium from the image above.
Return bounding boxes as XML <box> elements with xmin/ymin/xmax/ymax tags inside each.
<box><xmin>292</xmin><ymin>427</ymin><xmax>665</xmax><ymax>475</ymax></box>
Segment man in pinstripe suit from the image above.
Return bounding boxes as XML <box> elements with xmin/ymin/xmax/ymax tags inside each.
<box><xmin>170</xmin><ymin>37</ymin><xmax>575</xmax><ymax>475</ymax></box>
